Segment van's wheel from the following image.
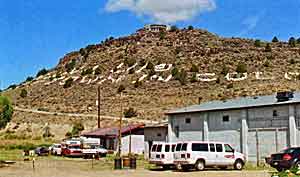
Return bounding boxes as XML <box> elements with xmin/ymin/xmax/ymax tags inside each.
<box><xmin>294</xmin><ymin>161</ymin><xmax>300</xmax><ymax>169</ymax></box>
<box><xmin>195</xmin><ymin>160</ymin><xmax>205</xmax><ymax>171</ymax></box>
<box><xmin>234</xmin><ymin>160</ymin><xmax>244</xmax><ymax>170</ymax></box>
<box><xmin>175</xmin><ymin>164</ymin><xmax>182</xmax><ymax>171</ymax></box>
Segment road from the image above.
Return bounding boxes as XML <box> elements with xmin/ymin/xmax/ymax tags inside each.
<box><xmin>14</xmin><ymin>107</ymin><xmax>159</xmax><ymax>124</ymax></box>
<box><xmin>0</xmin><ymin>159</ymin><xmax>272</xmax><ymax>177</ymax></box>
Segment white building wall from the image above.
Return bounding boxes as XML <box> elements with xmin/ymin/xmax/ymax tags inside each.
<box><xmin>121</xmin><ymin>135</ymin><xmax>144</xmax><ymax>155</ymax></box>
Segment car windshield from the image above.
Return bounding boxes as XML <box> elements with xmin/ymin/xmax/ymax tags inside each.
<box><xmin>70</xmin><ymin>146</ymin><xmax>81</xmax><ymax>149</ymax></box>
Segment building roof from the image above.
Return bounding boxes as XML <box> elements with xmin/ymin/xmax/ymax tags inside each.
<box><xmin>166</xmin><ymin>92</ymin><xmax>300</xmax><ymax>115</ymax></box>
<box><xmin>81</xmin><ymin>124</ymin><xmax>145</xmax><ymax>137</ymax></box>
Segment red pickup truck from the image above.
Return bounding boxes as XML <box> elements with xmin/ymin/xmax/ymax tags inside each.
<box><xmin>61</xmin><ymin>144</ymin><xmax>82</xmax><ymax>157</ymax></box>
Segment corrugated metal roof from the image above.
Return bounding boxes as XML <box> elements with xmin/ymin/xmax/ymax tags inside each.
<box><xmin>166</xmin><ymin>92</ymin><xmax>300</xmax><ymax>115</ymax></box>
<box><xmin>81</xmin><ymin>124</ymin><xmax>145</xmax><ymax>137</ymax></box>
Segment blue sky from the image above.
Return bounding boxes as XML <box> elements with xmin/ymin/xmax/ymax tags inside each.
<box><xmin>0</xmin><ymin>0</ymin><xmax>299</xmax><ymax>89</ymax></box>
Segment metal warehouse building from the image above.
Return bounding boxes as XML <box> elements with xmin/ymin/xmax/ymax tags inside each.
<box><xmin>166</xmin><ymin>91</ymin><xmax>300</xmax><ymax>163</ymax></box>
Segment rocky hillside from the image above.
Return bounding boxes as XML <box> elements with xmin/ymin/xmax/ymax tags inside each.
<box><xmin>3</xmin><ymin>27</ymin><xmax>300</xmax><ymax>137</ymax></box>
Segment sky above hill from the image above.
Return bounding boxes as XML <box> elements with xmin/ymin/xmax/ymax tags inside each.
<box><xmin>0</xmin><ymin>0</ymin><xmax>299</xmax><ymax>89</ymax></box>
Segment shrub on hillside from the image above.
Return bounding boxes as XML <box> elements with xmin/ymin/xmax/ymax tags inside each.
<box><xmin>265</xmin><ymin>43</ymin><xmax>272</xmax><ymax>52</ymax></box>
<box><xmin>254</xmin><ymin>40</ymin><xmax>261</xmax><ymax>47</ymax></box>
<box><xmin>117</xmin><ymin>84</ymin><xmax>125</xmax><ymax>93</ymax></box>
<box><xmin>94</xmin><ymin>67</ymin><xmax>101</xmax><ymax>75</ymax></box>
<box><xmin>36</xmin><ymin>68</ymin><xmax>48</xmax><ymax>78</ymax></box>
<box><xmin>176</xmin><ymin>69</ymin><xmax>187</xmax><ymax>85</ymax></box>
<box><xmin>25</xmin><ymin>76</ymin><xmax>34</xmax><ymax>82</ymax></box>
<box><xmin>190</xmin><ymin>73</ymin><xmax>198</xmax><ymax>83</ymax></box>
<box><xmin>124</xmin><ymin>108</ymin><xmax>137</xmax><ymax>118</ymax></box>
<box><xmin>188</xmin><ymin>25</ymin><xmax>194</xmax><ymax>30</ymax></box>
<box><xmin>20</xmin><ymin>89</ymin><xmax>28</xmax><ymax>98</ymax></box>
<box><xmin>0</xmin><ymin>95</ymin><xmax>13</xmax><ymax>129</ymax></box>
<box><xmin>236</xmin><ymin>63</ymin><xmax>247</xmax><ymax>73</ymax></box>
<box><xmin>289</xmin><ymin>37</ymin><xmax>296</xmax><ymax>47</ymax></box>
<box><xmin>71</xmin><ymin>122</ymin><xmax>84</xmax><ymax>136</ymax></box>
<box><xmin>272</xmin><ymin>36</ymin><xmax>279</xmax><ymax>43</ymax></box>
<box><xmin>81</xmin><ymin>68</ymin><xmax>93</xmax><ymax>76</ymax></box>
<box><xmin>190</xmin><ymin>64</ymin><xmax>199</xmax><ymax>73</ymax></box>
<box><xmin>125</xmin><ymin>58</ymin><xmax>136</xmax><ymax>67</ymax></box>
<box><xmin>171</xmin><ymin>67</ymin><xmax>179</xmax><ymax>77</ymax></box>
<box><xmin>169</xmin><ymin>25</ymin><xmax>178</xmax><ymax>32</ymax></box>
<box><xmin>65</xmin><ymin>59</ymin><xmax>76</xmax><ymax>73</ymax></box>
<box><xmin>63</xmin><ymin>78</ymin><xmax>73</xmax><ymax>89</ymax></box>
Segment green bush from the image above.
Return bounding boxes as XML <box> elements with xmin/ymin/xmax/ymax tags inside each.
<box><xmin>65</xmin><ymin>59</ymin><xmax>76</xmax><ymax>73</ymax></box>
<box><xmin>71</xmin><ymin>122</ymin><xmax>84</xmax><ymax>136</ymax></box>
<box><xmin>94</xmin><ymin>67</ymin><xmax>101</xmax><ymax>75</ymax></box>
<box><xmin>124</xmin><ymin>58</ymin><xmax>136</xmax><ymax>67</ymax></box>
<box><xmin>272</xmin><ymin>36</ymin><xmax>279</xmax><ymax>43</ymax></box>
<box><xmin>289</xmin><ymin>37</ymin><xmax>296</xmax><ymax>47</ymax></box>
<box><xmin>36</xmin><ymin>68</ymin><xmax>48</xmax><ymax>78</ymax></box>
<box><xmin>20</xmin><ymin>89</ymin><xmax>28</xmax><ymax>98</ymax></box>
<box><xmin>188</xmin><ymin>25</ymin><xmax>194</xmax><ymax>30</ymax></box>
<box><xmin>25</xmin><ymin>76</ymin><xmax>34</xmax><ymax>82</ymax></box>
<box><xmin>81</xmin><ymin>68</ymin><xmax>93</xmax><ymax>76</ymax></box>
<box><xmin>190</xmin><ymin>64</ymin><xmax>199</xmax><ymax>73</ymax></box>
<box><xmin>124</xmin><ymin>108</ymin><xmax>137</xmax><ymax>118</ymax></box>
<box><xmin>171</xmin><ymin>67</ymin><xmax>179</xmax><ymax>77</ymax></box>
<box><xmin>297</xmin><ymin>38</ymin><xmax>300</xmax><ymax>44</ymax></box>
<box><xmin>254</xmin><ymin>40</ymin><xmax>261</xmax><ymax>47</ymax></box>
<box><xmin>175</xmin><ymin>69</ymin><xmax>187</xmax><ymax>85</ymax></box>
<box><xmin>265</xmin><ymin>43</ymin><xmax>272</xmax><ymax>52</ymax></box>
<box><xmin>63</xmin><ymin>78</ymin><xmax>74</xmax><ymax>89</ymax></box>
<box><xmin>169</xmin><ymin>25</ymin><xmax>178</xmax><ymax>32</ymax></box>
<box><xmin>117</xmin><ymin>84</ymin><xmax>125</xmax><ymax>93</ymax></box>
<box><xmin>0</xmin><ymin>96</ymin><xmax>13</xmax><ymax>129</ymax></box>
<box><xmin>236</xmin><ymin>63</ymin><xmax>247</xmax><ymax>73</ymax></box>
<box><xmin>7</xmin><ymin>84</ymin><xmax>17</xmax><ymax>90</ymax></box>
<box><xmin>146</xmin><ymin>62</ymin><xmax>154</xmax><ymax>70</ymax></box>
<box><xmin>221</xmin><ymin>65</ymin><xmax>229</xmax><ymax>75</ymax></box>
<box><xmin>190</xmin><ymin>73</ymin><xmax>197</xmax><ymax>83</ymax></box>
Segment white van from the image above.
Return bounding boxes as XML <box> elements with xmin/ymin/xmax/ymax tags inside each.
<box><xmin>174</xmin><ymin>141</ymin><xmax>246</xmax><ymax>171</ymax></box>
<box><xmin>149</xmin><ymin>143</ymin><xmax>176</xmax><ymax>169</ymax></box>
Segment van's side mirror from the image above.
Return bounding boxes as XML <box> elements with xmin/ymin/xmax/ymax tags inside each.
<box><xmin>232</xmin><ymin>149</ymin><xmax>235</xmax><ymax>153</ymax></box>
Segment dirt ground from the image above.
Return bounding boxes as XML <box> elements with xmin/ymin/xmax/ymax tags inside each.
<box><xmin>0</xmin><ymin>159</ymin><xmax>272</xmax><ymax>177</ymax></box>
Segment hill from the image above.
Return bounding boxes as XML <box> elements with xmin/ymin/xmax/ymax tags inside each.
<box><xmin>3</xmin><ymin>26</ymin><xmax>300</xmax><ymax>139</ymax></box>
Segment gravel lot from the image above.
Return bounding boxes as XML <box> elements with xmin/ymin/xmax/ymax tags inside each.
<box><xmin>0</xmin><ymin>159</ymin><xmax>272</xmax><ymax>177</ymax></box>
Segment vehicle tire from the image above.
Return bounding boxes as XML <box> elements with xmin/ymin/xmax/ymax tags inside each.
<box><xmin>195</xmin><ymin>160</ymin><xmax>205</xmax><ymax>171</ymax></box>
<box><xmin>234</xmin><ymin>160</ymin><xmax>244</xmax><ymax>170</ymax></box>
<box><xmin>276</xmin><ymin>167</ymin><xmax>283</xmax><ymax>172</ymax></box>
<box><xmin>294</xmin><ymin>161</ymin><xmax>300</xmax><ymax>169</ymax></box>
<box><xmin>175</xmin><ymin>164</ymin><xmax>182</xmax><ymax>171</ymax></box>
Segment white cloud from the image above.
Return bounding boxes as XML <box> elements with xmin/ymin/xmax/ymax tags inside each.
<box><xmin>105</xmin><ymin>0</ymin><xmax>216</xmax><ymax>23</ymax></box>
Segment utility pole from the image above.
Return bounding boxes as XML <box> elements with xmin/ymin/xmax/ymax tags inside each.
<box><xmin>97</xmin><ymin>86</ymin><xmax>101</xmax><ymax>128</ymax></box>
<box><xmin>117</xmin><ymin>92</ymin><xmax>123</xmax><ymax>157</ymax></box>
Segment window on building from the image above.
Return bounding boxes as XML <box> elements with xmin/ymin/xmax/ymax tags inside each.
<box><xmin>175</xmin><ymin>126</ymin><xmax>179</xmax><ymax>138</ymax></box>
<box><xmin>222</xmin><ymin>115</ymin><xmax>230</xmax><ymax>122</ymax></box>
<box><xmin>192</xmin><ymin>143</ymin><xmax>209</xmax><ymax>152</ymax></box>
<box><xmin>157</xmin><ymin>133</ymin><xmax>162</xmax><ymax>137</ymax></box>
<box><xmin>216</xmin><ymin>144</ymin><xmax>223</xmax><ymax>152</ymax></box>
<box><xmin>273</xmin><ymin>110</ymin><xmax>278</xmax><ymax>117</ymax></box>
<box><xmin>185</xmin><ymin>118</ymin><xmax>191</xmax><ymax>124</ymax></box>
<box><xmin>181</xmin><ymin>143</ymin><xmax>188</xmax><ymax>151</ymax></box>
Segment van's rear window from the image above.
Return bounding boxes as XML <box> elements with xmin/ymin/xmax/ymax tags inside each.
<box><xmin>157</xmin><ymin>145</ymin><xmax>163</xmax><ymax>152</ymax></box>
<box><xmin>192</xmin><ymin>143</ymin><xmax>209</xmax><ymax>152</ymax></box>
<box><xmin>151</xmin><ymin>145</ymin><xmax>157</xmax><ymax>152</ymax></box>
<box><xmin>176</xmin><ymin>143</ymin><xmax>182</xmax><ymax>151</ymax></box>
<box><xmin>172</xmin><ymin>145</ymin><xmax>176</xmax><ymax>152</ymax></box>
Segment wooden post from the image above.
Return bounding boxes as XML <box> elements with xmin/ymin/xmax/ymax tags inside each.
<box><xmin>32</xmin><ymin>158</ymin><xmax>35</xmax><ymax>170</ymax></box>
<box><xmin>129</xmin><ymin>125</ymin><xmax>132</xmax><ymax>156</ymax></box>
<box><xmin>118</xmin><ymin>92</ymin><xmax>123</xmax><ymax>158</ymax></box>
<box><xmin>256</xmin><ymin>129</ymin><xmax>260</xmax><ymax>167</ymax></box>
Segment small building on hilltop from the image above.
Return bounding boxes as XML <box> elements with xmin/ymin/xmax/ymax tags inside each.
<box><xmin>81</xmin><ymin>124</ymin><xmax>145</xmax><ymax>155</ymax></box>
<box><xmin>166</xmin><ymin>91</ymin><xmax>300</xmax><ymax>163</ymax></box>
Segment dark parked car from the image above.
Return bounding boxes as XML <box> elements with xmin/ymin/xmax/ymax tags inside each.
<box><xmin>267</xmin><ymin>147</ymin><xmax>300</xmax><ymax>171</ymax></box>
<box><xmin>34</xmin><ymin>147</ymin><xmax>49</xmax><ymax>156</ymax></box>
